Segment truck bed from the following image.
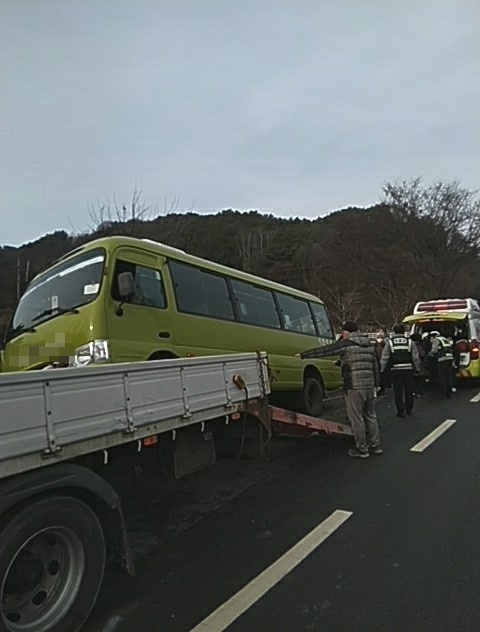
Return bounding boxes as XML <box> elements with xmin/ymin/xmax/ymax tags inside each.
<box><xmin>0</xmin><ymin>353</ymin><xmax>270</xmax><ymax>478</ymax></box>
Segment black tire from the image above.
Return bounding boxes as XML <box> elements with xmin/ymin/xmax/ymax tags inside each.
<box><xmin>148</xmin><ymin>352</ymin><xmax>176</xmax><ymax>361</ymax></box>
<box><xmin>299</xmin><ymin>376</ymin><xmax>325</xmax><ymax>417</ymax></box>
<box><xmin>0</xmin><ymin>495</ymin><xmax>106</xmax><ymax>632</ymax></box>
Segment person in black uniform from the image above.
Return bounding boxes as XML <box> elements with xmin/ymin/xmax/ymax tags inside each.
<box><xmin>380</xmin><ymin>324</ymin><xmax>421</xmax><ymax>417</ymax></box>
<box><xmin>429</xmin><ymin>331</ymin><xmax>454</xmax><ymax>398</ymax></box>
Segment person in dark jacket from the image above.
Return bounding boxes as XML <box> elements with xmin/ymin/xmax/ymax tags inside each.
<box><xmin>380</xmin><ymin>324</ymin><xmax>421</xmax><ymax>417</ymax></box>
<box><xmin>301</xmin><ymin>321</ymin><xmax>382</xmax><ymax>458</ymax></box>
<box><xmin>450</xmin><ymin>337</ymin><xmax>460</xmax><ymax>393</ymax></box>
<box><xmin>422</xmin><ymin>331</ymin><xmax>432</xmax><ymax>354</ymax></box>
<box><xmin>423</xmin><ymin>331</ymin><xmax>440</xmax><ymax>386</ymax></box>
<box><xmin>410</xmin><ymin>333</ymin><xmax>428</xmax><ymax>398</ymax></box>
<box><xmin>429</xmin><ymin>331</ymin><xmax>454</xmax><ymax>398</ymax></box>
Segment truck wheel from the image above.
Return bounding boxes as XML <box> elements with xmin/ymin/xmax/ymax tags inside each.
<box><xmin>0</xmin><ymin>496</ymin><xmax>106</xmax><ymax>632</ymax></box>
<box><xmin>299</xmin><ymin>377</ymin><xmax>324</xmax><ymax>417</ymax></box>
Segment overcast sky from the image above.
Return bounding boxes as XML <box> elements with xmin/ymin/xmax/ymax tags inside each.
<box><xmin>1</xmin><ymin>1</ymin><xmax>478</xmax><ymax>246</ymax></box>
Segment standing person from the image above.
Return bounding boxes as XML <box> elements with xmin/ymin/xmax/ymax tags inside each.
<box><xmin>422</xmin><ymin>331</ymin><xmax>432</xmax><ymax>354</ymax></box>
<box><xmin>423</xmin><ymin>331</ymin><xmax>439</xmax><ymax>387</ymax></box>
<box><xmin>380</xmin><ymin>324</ymin><xmax>420</xmax><ymax>417</ymax></box>
<box><xmin>429</xmin><ymin>331</ymin><xmax>454</xmax><ymax>398</ymax></box>
<box><xmin>451</xmin><ymin>337</ymin><xmax>461</xmax><ymax>394</ymax></box>
<box><xmin>380</xmin><ymin>327</ymin><xmax>392</xmax><ymax>390</ymax></box>
<box><xmin>410</xmin><ymin>333</ymin><xmax>428</xmax><ymax>398</ymax></box>
<box><xmin>300</xmin><ymin>321</ymin><xmax>382</xmax><ymax>458</ymax></box>
<box><xmin>374</xmin><ymin>331</ymin><xmax>388</xmax><ymax>395</ymax></box>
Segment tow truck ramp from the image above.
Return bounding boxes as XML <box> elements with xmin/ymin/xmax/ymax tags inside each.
<box><xmin>269</xmin><ymin>405</ymin><xmax>353</xmax><ymax>438</ymax></box>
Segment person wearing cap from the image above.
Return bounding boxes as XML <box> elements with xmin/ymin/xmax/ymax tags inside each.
<box><xmin>421</xmin><ymin>331</ymin><xmax>432</xmax><ymax>357</ymax></box>
<box><xmin>380</xmin><ymin>324</ymin><xmax>421</xmax><ymax>417</ymax></box>
<box><xmin>429</xmin><ymin>331</ymin><xmax>454</xmax><ymax>398</ymax></box>
<box><xmin>300</xmin><ymin>320</ymin><xmax>382</xmax><ymax>459</ymax></box>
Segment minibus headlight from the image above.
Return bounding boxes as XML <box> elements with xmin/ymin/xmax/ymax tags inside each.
<box><xmin>74</xmin><ymin>340</ymin><xmax>110</xmax><ymax>366</ymax></box>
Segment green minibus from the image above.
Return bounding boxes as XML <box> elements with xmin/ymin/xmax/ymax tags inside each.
<box><xmin>1</xmin><ymin>236</ymin><xmax>341</xmax><ymax>414</ymax></box>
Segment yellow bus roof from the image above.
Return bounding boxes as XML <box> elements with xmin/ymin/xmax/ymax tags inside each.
<box><xmin>49</xmin><ymin>235</ymin><xmax>325</xmax><ymax>304</ymax></box>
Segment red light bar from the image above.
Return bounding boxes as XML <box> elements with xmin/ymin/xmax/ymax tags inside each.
<box><xmin>416</xmin><ymin>300</ymin><xmax>468</xmax><ymax>312</ymax></box>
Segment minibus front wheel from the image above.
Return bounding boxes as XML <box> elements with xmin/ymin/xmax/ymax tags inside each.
<box><xmin>299</xmin><ymin>374</ymin><xmax>324</xmax><ymax>417</ymax></box>
<box><xmin>148</xmin><ymin>351</ymin><xmax>177</xmax><ymax>361</ymax></box>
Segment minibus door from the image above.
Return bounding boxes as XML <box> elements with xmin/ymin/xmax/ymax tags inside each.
<box><xmin>107</xmin><ymin>249</ymin><xmax>173</xmax><ymax>362</ymax></box>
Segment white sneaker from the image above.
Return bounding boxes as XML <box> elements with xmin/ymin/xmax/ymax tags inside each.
<box><xmin>452</xmin><ymin>387</ymin><xmax>457</xmax><ymax>393</ymax></box>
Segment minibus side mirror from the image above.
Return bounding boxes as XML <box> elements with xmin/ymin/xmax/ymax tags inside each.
<box><xmin>115</xmin><ymin>272</ymin><xmax>135</xmax><ymax>316</ymax></box>
<box><xmin>118</xmin><ymin>272</ymin><xmax>135</xmax><ymax>300</ymax></box>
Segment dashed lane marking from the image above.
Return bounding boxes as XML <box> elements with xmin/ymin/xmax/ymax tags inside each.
<box><xmin>410</xmin><ymin>419</ymin><xmax>457</xmax><ymax>452</ymax></box>
<box><xmin>189</xmin><ymin>509</ymin><xmax>353</xmax><ymax>632</ymax></box>
<box><xmin>469</xmin><ymin>392</ymin><xmax>480</xmax><ymax>403</ymax></box>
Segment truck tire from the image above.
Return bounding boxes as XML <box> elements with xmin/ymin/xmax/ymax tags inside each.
<box><xmin>0</xmin><ymin>495</ymin><xmax>106</xmax><ymax>632</ymax></box>
<box><xmin>299</xmin><ymin>376</ymin><xmax>324</xmax><ymax>417</ymax></box>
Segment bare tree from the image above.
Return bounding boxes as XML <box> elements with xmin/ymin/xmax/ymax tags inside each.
<box><xmin>235</xmin><ymin>227</ymin><xmax>271</xmax><ymax>272</ymax></box>
<box><xmin>368</xmin><ymin>278</ymin><xmax>421</xmax><ymax>326</ymax></box>
<box><xmin>88</xmin><ymin>183</ymin><xmax>156</xmax><ymax>234</ymax></box>
<box><xmin>87</xmin><ymin>198</ymin><xmax>114</xmax><ymax>234</ymax></box>
<box><xmin>382</xmin><ymin>178</ymin><xmax>480</xmax><ymax>296</ymax></box>
<box><xmin>318</xmin><ymin>283</ymin><xmax>364</xmax><ymax>327</ymax></box>
<box><xmin>163</xmin><ymin>194</ymin><xmax>180</xmax><ymax>215</ymax></box>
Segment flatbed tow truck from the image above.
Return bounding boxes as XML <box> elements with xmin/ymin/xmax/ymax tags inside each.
<box><xmin>0</xmin><ymin>353</ymin><xmax>351</xmax><ymax>632</ymax></box>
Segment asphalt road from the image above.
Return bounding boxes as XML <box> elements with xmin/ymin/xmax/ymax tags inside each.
<box><xmin>85</xmin><ymin>382</ymin><xmax>480</xmax><ymax>632</ymax></box>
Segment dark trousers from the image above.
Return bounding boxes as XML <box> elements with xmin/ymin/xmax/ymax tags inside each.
<box><xmin>414</xmin><ymin>374</ymin><xmax>426</xmax><ymax>397</ymax></box>
<box><xmin>391</xmin><ymin>371</ymin><xmax>414</xmax><ymax>414</ymax></box>
<box><xmin>451</xmin><ymin>364</ymin><xmax>458</xmax><ymax>389</ymax></box>
<box><xmin>428</xmin><ymin>356</ymin><xmax>438</xmax><ymax>384</ymax></box>
<box><xmin>438</xmin><ymin>360</ymin><xmax>453</xmax><ymax>397</ymax></box>
<box><xmin>380</xmin><ymin>368</ymin><xmax>391</xmax><ymax>390</ymax></box>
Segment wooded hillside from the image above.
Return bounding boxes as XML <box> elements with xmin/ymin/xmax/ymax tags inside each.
<box><xmin>2</xmin><ymin>179</ymin><xmax>479</xmax><ymax>333</ymax></box>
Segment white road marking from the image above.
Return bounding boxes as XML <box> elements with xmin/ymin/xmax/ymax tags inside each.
<box><xmin>410</xmin><ymin>419</ymin><xmax>457</xmax><ymax>452</ymax></box>
<box><xmin>469</xmin><ymin>391</ymin><xmax>480</xmax><ymax>403</ymax></box>
<box><xmin>189</xmin><ymin>509</ymin><xmax>353</xmax><ymax>632</ymax></box>
<box><xmin>102</xmin><ymin>616</ymin><xmax>124</xmax><ymax>632</ymax></box>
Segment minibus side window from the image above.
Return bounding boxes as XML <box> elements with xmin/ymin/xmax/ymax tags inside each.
<box><xmin>309</xmin><ymin>301</ymin><xmax>334</xmax><ymax>339</ymax></box>
<box><xmin>169</xmin><ymin>261</ymin><xmax>234</xmax><ymax>320</ymax></box>
<box><xmin>275</xmin><ymin>293</ymin><xmax>316</xmax><ymax>335</ymax></box>
<box><xmin>230</xmin><ymin>280</ymin><xmax>281</xmax><ymax>329</ymax></box>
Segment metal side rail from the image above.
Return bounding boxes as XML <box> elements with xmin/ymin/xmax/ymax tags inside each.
<box><xmin>0</xmin><ymin>352</ymin><xmax>270</xmax><ymax>479</ymax></box>
<box><xmin>269</xmin><ymin>405</ymin><xmax>353</xmax><ymax>438</ymax></box>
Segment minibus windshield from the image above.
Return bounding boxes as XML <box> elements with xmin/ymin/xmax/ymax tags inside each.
<box><xmin>6</xmin><ymin>249</ymin><xmax>105</xmax><ymax>341</ymax></box>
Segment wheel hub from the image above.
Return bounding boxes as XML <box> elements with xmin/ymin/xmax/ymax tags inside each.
<box><xmin>4</xmin><ymin>550</ymin><xmax>44</xmax><ymax>594</ymax></box>
<box><xmin>1</xmin><ymin>526</ymin><xmax>85</xmax><ymax>631</ymax></box>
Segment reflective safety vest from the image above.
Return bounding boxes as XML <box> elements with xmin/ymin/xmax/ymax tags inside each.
<box><xmin>389</xmin><ymin>335</ymin><xmax>414</xmax><ymax>371</ymax></box>
<box><xmin>436</xmin><ymin>336</ymin><xmax>453</xmax><ymax>362</ymax></box>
